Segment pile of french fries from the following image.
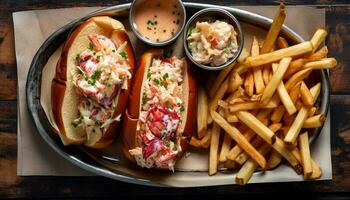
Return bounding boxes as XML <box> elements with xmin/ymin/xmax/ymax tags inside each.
<box><xmin>190</xmin><ymin>3</ymin><xmax>336</xmax><ymax>185</ymax></box>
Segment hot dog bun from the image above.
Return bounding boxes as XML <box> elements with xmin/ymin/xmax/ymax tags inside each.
<box><xmin>121</xmin><ymin>49</ymin><xmax>197</xmax><ymax>169</ymax></box>
<box><xmin>52</xmin><ymin>16</ymin><xmax>135</xmax><ymax>148</ymax></box>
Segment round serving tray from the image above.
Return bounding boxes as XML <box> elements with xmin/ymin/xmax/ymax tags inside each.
<box><xmin>26</xmin><ymin>2</ymin><xmax>330</xmax><ymax>187</ymax></box>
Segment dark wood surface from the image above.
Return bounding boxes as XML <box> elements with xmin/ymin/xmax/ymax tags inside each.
<box><xmin>1</xmin><ymin>0</ymin><xmax>350</xmax><ymax>198</ymax></box>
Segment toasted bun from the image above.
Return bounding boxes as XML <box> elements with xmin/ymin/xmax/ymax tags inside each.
<box><xmin>121</xmin><ymin>50</ymin><xmax>197</xmax><ymax>166</ymax></box>
<box><xmin>52</xmin><ymin>16</ymin><xmax>135</xmax><ymax>148</ymax></box>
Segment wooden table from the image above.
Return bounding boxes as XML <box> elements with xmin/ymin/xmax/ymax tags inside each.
<box><xmin>1</xmin><ymin>0</ymin><xmax>350</xmax><ymax>198</ymax></box>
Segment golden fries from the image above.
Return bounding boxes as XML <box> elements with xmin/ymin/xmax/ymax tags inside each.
<box><xmin>197</xmin><ymin>86</ymin><xmax>209</xmax><ymax>138</ymax></box>
<box><xmin>261</xmin><ymin>3</ymin><xmax>286</xmax><ymax>53</ymax></box>
<box><xmin>303</xmin><ymin>58</ymin><xmax>337</xmax><ymax>70</ymax></box>
<box><xmin>310</xmin><ymin>28</ymin><xmax>327</xmax><ymax>52</ymax></box>
<box><xmin>194</xmin><ymin>4</ymin><xmax>335</xmax><ymax>184</ymax></box>
<box><xmin>276</xmin><ymin>36</ymin><xmax>289</xmax><ymax>49</ymax></box>
<box><xmin>261</xmin><ymin>58</ymin><xmax>291</xmax><ymax>104</ymax></box>
<box><xmin>209</xmin><ymin>122</ymin><xmax>221</xmax><ymax>175</ymax></box>
<box><xmin>299</xmin><ymin>132</ymin><xmax>312</xmax><ymax>178</ymax></box>
<box><xmin>245</xmin><ymin>42</ymin><xmax>313</xmax><ymax>67</ymax></box>
<box><xmin>236</xmin><ymin>111</ymin><xmax>276</xmax><ymax>144</ymax></box>
<box><xmin>300</xmin><ymin>82</ymin><xmax>314</xmax><ymax>106</ymax></box>
<box><xmin>219</xmin><ymin>133</ymin><xmax>232</xmax><ymax>162</ymax></box>
<box><xmin>211</xmin><ymin>110</ymin><xmax>267</xmax><ymax>168</ymax></box>
<box><xmin>303</xmin><ymin>114</ymin><xmax>325</xmax><ymax>128</ymax></box>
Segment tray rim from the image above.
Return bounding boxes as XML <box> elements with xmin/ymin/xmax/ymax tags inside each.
<box><xmin>25</xmin><ymin>2</ymin><xmax>330</xmax><ymax>187</ymax></box>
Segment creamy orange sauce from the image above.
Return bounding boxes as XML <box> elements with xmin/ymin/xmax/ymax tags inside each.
<box><xmin>134</xmin><ymin>0</ymin><xmax>183</xmax><ymax>42</ymax></box>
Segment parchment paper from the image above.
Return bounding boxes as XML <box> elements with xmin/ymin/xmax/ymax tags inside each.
<box><xmin>14</xmin><ymin>5</ymin><xmax>332</xmax><ymax>185</ymax></box>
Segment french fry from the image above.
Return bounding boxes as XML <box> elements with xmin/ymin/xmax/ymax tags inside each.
<box><xmin>284</xmin><ymin>82</ymin><xmax>321</xmax><ymax>144</ymax></box>
<box><xmin>235</xmin><ymin>136</ymin><xmax>264</xmax><ymax>165</ymax></box>
<box><xmin>229</xmin><ymin>100</ymin><xmax>277</xmax><ymax>112</ymax></box>
<box><xmin>289</xmin><ymin>82</ymin><xmax>302</xmax><ymax>104</ymax></box>
<box><xmin>226</xmin><ymin>129</ymin><xmax>255</xmax><ymax>161</ymax></box>
<box><xmin>300</xmin><ymin>82</ymin><xmax>314</xmax><ymax>106</ymax></box>
<box><xmin>263</xmin><ymin>66</ymin><xmax>271</xmax><ymax>85</ymax></box>
<box><xmin>272</xmin><ymin>64</ymin><xmax>297</xmax><ymax>115</ymax></box>
<box><xmin>299</xmin><ymin>132</ymin><xmax>313</xmax><ymax>178</ymax></box>
<box><xmin>251</xmin><ymin>37</ymin><xmax>265</xmax><ymax>94</ymax></box>
<box><xmin>244</xmin><ymin>70</ymin><xmax>254</xmax><ymax>96</ymax></box>
<box><xmin>224</xmin><ymin>160</ymin><xmax>237</xmax><ymax>170</ymax></box>
<box><xmin>211</xmin><ymin>110</ymin><xmax>267</xmax><ymax>168</ymax></box>
<box><xmin>209</xmin><ymin>65</ymin><xmax>234</xmax><ymax>98</ymax></box>
<box><xmin>236</xmin><ymin>143</ymin><xmax>271</xmax><ymax>185</ymax></box>
<box><xmin>307</xmin><ymin>46</ymin><xmax>328</xmax><ymax>62</ymax></box>
<box><xmin>284</xmin><ymin>58</ymin><xmax>305</xmax><ymax>79</ymax></box>
<box><xmin>267</xmin><ymin>149</ymin><xmax>283</xmax><ymax>169</ymax></box>
<box><xmin>308</xmin><ymin>107</ymin><xmax>317</xmax><ymax>117</ymax></box>
<box><xmin>236</xmin><ymin>111</ymin><xmax>276</xmax><ymax>144</ymax></box>
<box><xmin>201</xmin><ymin>129</ymin><xmax>212</xmax><ymax>148</ymax></box>
<box><xmin>310</xmin><ymin>28</ymin><xmax>327</xmax><ymax>53</ymax></box>
<box><xmin>219</xmin><ymin>133</ymin><xmax>232</xmax><ymax>162</ymax></box>
<box><xmin>209</xmin><ymin>122</ymin><xmax>221</xmax><ymax>175</ymax></box>
<box><xmin>210</xmin><ymin>79</ymin><xmax>228</xmax><ymax>111</ymax></box>
<box><xmin>235</xmin><ymin>123</ymin><xmax>281</xmax><ymax>165</ymax></box>
<box><xmin>261</xmin><ymin>58</ymin><xmax>291</xmax><ymax>104</ymax></box>
<box><xmin>303</xmin><ymin>114</ymin><xmax>325</xmax><ymax>128</ymax></box>
<box><xmin>283</xmin><ymin>112</ymin><xmax>295</xmax><ymax>127</ymax></box>
<box><xmin>207</xmin><ymin>110</ymin><xmax>213</xmax><ymax>125</ymax></box>
<box><xmin>190</xmin><ymin>137</ymin><xmax>202</xmax><ymax>148</ymax></box>
<box><xmin>261</xmin><ymin>3</ymin><xmax>286</xmax><ymax>53</ymax></box>
<box><xmin>227</xmin><ymin>72</ymin><xmax>243</xmax><ymax>93</ymax></box>
<box><xmin>273</xmin><ymin>137</ymin><xmax>303</xmax><ymax>174</ymax></box>
<box><xmin>290</xmin><ymin>147</ymin><xmax>322</xmax><ymax>179</ymax></box>
<box><xmin>197</xmin><ymin>86</ymin><xmax>209</xmax><ymax>138</ymax></box>
<box><xmin>309</xmin><ymin>82</ymin><xmax>321</xmax><ymax>105</ymax></box>
<box><xmin>244</xmin><ymin>42</ymin><xmax>313</xmax><ymax>67</ymax></box>
<box><xmin>276</xmin><ymin>36</ymin><xmax>289</xmax><ymax>49</ymax></box>
<box><xmin>218</xmin><ymin>100</ymin><xmax>228</xmax><ymax>109</ymax></box>
<box><xmin>271</xmin><ymin>105</ymin><xmax>285</xmax><ymax>123</ymax></box>
<box><xmin>227</xmin><ymin>114</ymin><xmax>239</xmax><ymax>123</ymax></box>
<box><xmin>285</xmin><ymin>68</ymin><xmax>312</xmax><ymax>91</ymax></box>
<box><xmin>284</xmin><ymin>107</ymin><xmax>308</xmax><ymax>144</ymax></box>
<box><xmin>226</xmin><ymin>86</ymin><xmax>245</xmax><ymax>102</ymax></box>
<box><xmin>303</xmin><ymin>58</ymin><xmax>337</xmax><ymax>70</ymax></box>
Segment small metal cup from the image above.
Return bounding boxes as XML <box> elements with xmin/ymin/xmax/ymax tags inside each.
<box><xmin>129</xmin><ymin>0</ymin><xmax>186</xmax><ymax>46</ymax></box>
<box><xmin>183</xmin><ymin>8</ymin><xmax>244</xmax><ymax>70</ymax></box>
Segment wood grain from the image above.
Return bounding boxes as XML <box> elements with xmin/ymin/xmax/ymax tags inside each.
<box><xmin>0</xmin><ymin>0</ymin><xmax>350</xmax><ymax>198</ymax></box>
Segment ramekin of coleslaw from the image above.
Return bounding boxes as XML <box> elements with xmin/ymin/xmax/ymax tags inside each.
<box><xmin>183</xmin><ymin>8</ymin><xmax>244</xmax><ymax>70</ymax></box>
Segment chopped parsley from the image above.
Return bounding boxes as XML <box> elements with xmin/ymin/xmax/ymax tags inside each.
<box><xmin>142</xmin><ymin>92</ymin><xmax>147</xmax><ymax>106</ymax></box>
<box><xmin>90</xmin><ymin>70</ymin><xmax>101</xmax><ymax>80</ymax></box>
<box><xmin>87</xmin><ymin>80</ymin><xmax>96</xmax><ymax>85</ymax></box>
<box><xmin>147</xmin><ymin>27</ymin><xmax>151</xmax><ymax>30</ymax></box>
<box><xmin>176</xmin><ymin>19</ymin><xmax>180</xmax><ymax>25</ymax></box>
<box><xmin>163</xmin><ymin>29</ymin><xmax>166</xmax><ymax>33</ymax></box>
<box><xmin>147</xmin><ymin>68</ymin><xmax>151</xmax><ymax>80</ymax></box>
<box><xmin>163</xmin><ymin>73</ymin><xmax>169</xmax><ymax>79</ymax></box>
<box><xmin>166</xmin><ymin>143</ymin><xmax>170</xmax><ymax>148</ymax></box>
<box><xmin>95</xmin><ymin>120</ymin><xmax>102</xmax><ymax>126</ymax></box>
<box><xmin>112</xmin><ymin>49</ymin><xmax>116</xmax><ymax>53</ymax></box>
<box><xmin>153</xmin><ymin>78</ymin><xmax>160</xmax><ymax>85</ymax></box>
<box><xmin>96</xmin><ymin>55</ymin><xmax>101</xmax><ymax>62</ymax></box>
<box><xmin>180</xmin><ymin>106</ymin><xmax>185</xmax><ymax>112</ymax></box>
<box><xmin>119</xmin><ymin>51</ymin><xmax>128</xmax><ymax>59</ymax></box>
<box><xmin>88</xmin><ymin>42</ymin><xmax>94</xmax><ymax>51</ymax></box>
<box><xmin>156</xmin><ymin>38</ymin><xmax>160</xmax><ymax>42</ymax></box>
<box><xmin>71</xmin><ymin>116</ymin><xmax>83</xmax><ymax>128</ymax></box>
<box><xmin>75</xmin><ymin>53</ymin><xmax>80</xmax><ymax>62</ymax></box>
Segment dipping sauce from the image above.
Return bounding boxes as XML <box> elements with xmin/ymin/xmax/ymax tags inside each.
<box><xmin>134</xmin><ymin>0</ymin><xmax>184</xmax><ymax>42</ymax></box>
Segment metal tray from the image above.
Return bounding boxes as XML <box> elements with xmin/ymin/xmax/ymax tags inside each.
<box><xmin>26</xmin><ymin>2</ymin><xmax>330</xmax><ymax>187</ymax></box>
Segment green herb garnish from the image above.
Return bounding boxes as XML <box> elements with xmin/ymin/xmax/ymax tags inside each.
<box><xmin>112</xmin><ymin>49</ymin><xmax>116</xmax><ymax>53</ymax></box>
<box><xmin>119</xmin><ymin>51</ymin><xmax>128</xmax><ymax>59</ymax></box>
<box><xmin>187</xmin><ymin>28</ymin><xmax>198</xmax><ymax>37</ymax></box>
<box><xmin>91</xmin><ymin>70</ymin><xmax>101</xmax><ymax>80</ymax></box>
<box><xmin>176</xmin><ymin>19</ymin><xmax>180</xmax><ymax>25</ymax></box>
<box><xmin>180</xmin><ymin>106</ymin><xmax>185</xmax><ymax>112</ymax></box>
<box><xmin>166</xmin><ymin>143</ymin><xmax>170</xmax><ymax>148</ymax></box>
<box><xmin>153</xmin><ymin>78</ymin><xmax>160</xmax><ymax>85</ymax></box>
<box><xmin>88</xmin><ymin>42</ymin><xmax>94</xmax><ymax>51</ymax></box>
<box><xmin>147</xmin><ymin>27</ymin><xmax>151</xmax><ymax>30</ymax></box>
<box><xmin>163</xmin><ymin>73</ymin><xmax>169</xmax><ymax>79</ymax></box>
<box><xmin>95</xmin><ymin>120</ymin><xmax>102</xmax><ymax>126</ymax></box>
<box><xmin>147</xmin><ymin>68</ymin><xmax>151</xmax><ymax>80</ymax></box>
<box><xmin>75</xmin><ymin>53</ymin><xmax>80</xmax><ymax>62</ymax></box>
<box><xmin>142</xmin><ymin>92</ymin><xmax>147</xmax><ymax>106</ymax></box>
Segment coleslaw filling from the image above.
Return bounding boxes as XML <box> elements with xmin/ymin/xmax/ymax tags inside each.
<box><xmin>71</xmin><ymin>34</ymin><xmax>131</xmax><ymax>138</ymax></box>
<box><xmin>129</xmin><ymin>57</ymin><xmax>185</xmax><ymax>170</ymax></box>
<box><xmin>187</xmin><ymin>20</ymin><xmax>239</xmax><ymax>66</ymax></box>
